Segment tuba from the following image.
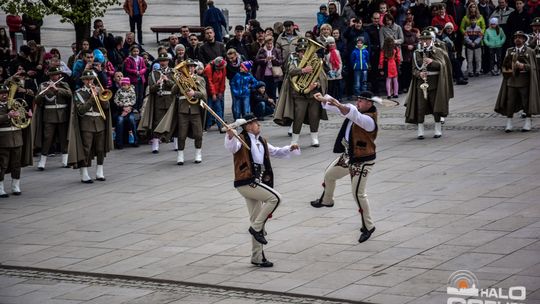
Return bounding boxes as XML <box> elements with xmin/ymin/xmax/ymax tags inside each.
<box><xmin>172</xmin><ymin>61</ymin><xmax>199</xmax><ymax>105</ymax></box>
<box><xmin>6</xmin><ymin>80</ymin><xmax>31</xmax><ymax>129</ymax></box>
<box><xmin>290</xmin><ymin>38</ymin><xmax>324</xmax><ymax>94</ymax></box>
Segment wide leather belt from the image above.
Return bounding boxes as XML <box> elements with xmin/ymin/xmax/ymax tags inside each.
<box><xmin>84</xmin><ymin>112</ymin><xmax>102</xmax><ymax>117</ymax></box>
<box><xmin>45</xmin><ymin>104</ymin><xmax>68</xmax><ymax>109</ymax></box>
<box><xmin>427</xmin><ymin>71</ymin><xmax>440</xmax><ymax>76</ymax></box>
<box><xmin>0</xmin><ymin>126</ymin><xmax>21</xmax><ymax>132</ymax></box>
<box><xmin>158</xmin><ymin>90</ymin><xmax>172</xmax><ymax>96</ymax></box>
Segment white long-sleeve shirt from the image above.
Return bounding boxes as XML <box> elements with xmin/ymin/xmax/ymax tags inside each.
<box><xmin>224</xmin><ymin>132</ymin><xmax>300</xmax><ymax>164</ymax></box>
<box><xmin>322</xmin><ymin>102</ymin><xmax>376</xmax><ymax>143</ymax></box>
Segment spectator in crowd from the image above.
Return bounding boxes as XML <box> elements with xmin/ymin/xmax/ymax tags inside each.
<box><xmin>113</xmin><ymin>77</ymin><xmax>139</xmax><ymax>149</ymax></box>
<box><xmin>226</xmin><ymin>25</ymin><xmax>249</xmax><ymax>57</ymax></box>
<box><xmin>6</xmin><ymin>9</ymin><xmax>22</xmax><ymax>54</ymax></box>
<box><xmin>72</xmin><ymin>50</ymin><xmax>107</xmax><ymax>88</ymax></box>
<box><xmin>441</xmin><ymin>23</ymin><xmax>468</xmax><ymax>85</ymax></box>
<box><xmin>48</xmin><ymin>48</ymin><xmax>72</xmax><ymax>77</ymax></box>
<box><xmin>324</xmin><ymin>36</ymin><xmax>344</xmax><ymax>100</ymax></box>
<box><xmin>225</xmin><ymin>48</ymin><xmax>245</xmax><ymax>81</ymax></box>
<box><xmin>123</xmin><ymin>0</ymin><xmax>147</xmax><ymax>45</ymax></box>
<box><xmin>123</xmin><ymin>45</ymin><xmax>147</xmax><ymax>110</ymax></box>
<box><xmin>22</xmin><ymin>5</ymin><xmax>43</xmax><ymax>44</ymax></box>
<box><xmin>379</xmin><ymin>2</ymin><xmax>389</xmax><ymax>25</ymax></box>
<box><xmin>251</xmin><ymin>81</ymin><xmax>275</xmax><ymax>120</ymax></box>
<box><xmin>122</xmin><ymin>32</ymin><xmax>145</xmax><ymax>58</ymax></box>
<box><xmin>365</xmin><ymin>12</ymin><xmax>382</xmax><ymax>93</ymax></box>
<box><xmin>464</xmin><ymin>17</ymin><xmax>483</xmax><ymax>77</ymax></box>
<box><xmin>109</xmin><ymin>36</ymin><xmax>126</xmax><ymax>70</ymax></box>
<box><xmin>396</xmin><ymin>0</ymin><xmax>412</xmax><ymax>26</ymax></box>
<box><xmin>401</xmin><ymin>22</ymin><xmax>418</xmax><ymax>93</ymax></box>
<box><xmin>198</xmin><ymin>27</ymin><xmax>226</xmax><ymax>64</ymax></box>
<box><xmin>483</xmin><ymin>17</ymin><xmax>506</xmax><ymax>75</ymax></box>
<box><xmin>27</xmin><ymin>40</ymin><xmax>45</xmax><ymax>82</ymax></box>
<box><xmin>276</xmin><ymin>20</ymin><xmax>301</xmax><ymax>67</ymax></box>
<box><xmin>490</xmin><ymin>0</ymin><xmax>514</xmax><ymax>49</ymax></box>
<box><xmin>174</xmin><ymin>44</ymin><xmax>187</xmax><ymax>65</ymax></box>
<box><xmin>99</xmin><ymin>48</ymin><xmax>116</xmax><ymax>88</ymax></box>
<box><xmin>460</xmin><ymin>3</ymin><xmax>486</xmax><ymax>35</ymax></box>
<box><xmin>166</xmin><ymin>35</ymin><xmax>179</xmax><ymax>59</ymax></box>
<box><xmin>317</xmin><ymin>4</ymin><xmax>330</xmax><ymax>31</ymax></box>
<box><xmin>0</xmin><ymin>28</ymin><xmax>11</xmax><ymax>65</ymax></box>
<box><xmin>411</xmin><ymin>0</ymin><xmax>431</xmax><ymax>29</ymax></box>
<box><xmin>67</xmin><ymin>43</ymin><xmax>78</xmax><ymax>71</ymax></box>
<box><xmin>478</xmin><ymin>0</ymin><xmax>496</xmax><ymax>22</ymax></box>
<box><xmin>379</xmin><ymin>36</ymin><xmax>401</xmax><ymax>98</ymax></box>
<box><xmin>179</xmin><ymin>26</ymin><xmax>191</xmax><ymax>47</ymax></box>
<box><xmin>342</xmin><ymin>0</ymin><xmax>359</xmax><ymax>22</ymax></box>
<box><xmin>230</xmin><ymin>61</ymin><xmax>258</xmax><ymax>119</ymax></box>
<box><xmin>248</xmin><ymin>27</ymin><xmax>265</xmax><ymax>64</ymax></box>
<box><xmin>432</xmin><ymin>3</ymin><xmax>458</xmax><ymax>33</ymax></box>
<box><xmin>327</xmin><ymin>2</ymin><xmax>347</xmax><ymax>32</ymax></box>
<box><xmin>380</xmin><ymin>14</ymin><xmax>404</xmax><ymax>52</ymax></box>
<box><xmin>89</xmin><ymin>19</ymin><xmax>115</xmax><ymax>51</ymax></box>
<box><xmin>351</xmin><ymin>36</ymin><xmax>370</xmax><ymax>95</ymax></box>
<box><xmin>244</xmin><ymin>0</ymin><xmax>259</xmax><ymax>26</ymax></box>
<box><xmin>186</xmin><ymin>34</ymin><xmax>201</xmax><ymax>61</ymax></box>
<box><xmin>203</xmin><ymin>0</ymin><xmax>228</xmax><ymax>42</ymax></box>
<box><xmin>204</xmin><ymin>56</ymin><xmax>227</xmax><ymax>131</ymax></box>
<box><xmin>255</xmin><ymin>35</ymin><xmax>283</xmax><ymax>100</ymax></box>
<box><xmin>506</xmin><ymin>0</ymin><xmax>531</xmax><ymax>34</ymax></box>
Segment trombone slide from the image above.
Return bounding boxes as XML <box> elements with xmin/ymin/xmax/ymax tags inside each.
<box><xmin>200</xmin><ymin>101</ymin><xmax>250</xmax><ymax>150</ymax></box>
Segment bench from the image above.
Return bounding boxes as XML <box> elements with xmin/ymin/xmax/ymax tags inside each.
<box><xmin>150</xmin><ymin>26</ymin><xmax>206</xmax><ymax>43</ymax></box>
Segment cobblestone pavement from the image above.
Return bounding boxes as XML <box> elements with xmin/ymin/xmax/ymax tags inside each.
<box><xmin>0</xmin><ymin>267</ymin><xmax>350</xmax><ymax>304</ymax></box>
<box><xmin>1</xmin><ymin>1</ymin><xmax>540</xmax><ymax>304</ymax></box>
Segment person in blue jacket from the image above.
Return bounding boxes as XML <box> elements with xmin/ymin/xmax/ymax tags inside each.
<box><xmin>230</xmin><ymin>61</ymin><xmax>258</xmax><ymax>119</ymax></box>
<box><xmin>350</xmin><ymin>36</ymin><xmax>370</xmax><ymax>96</ymax></box>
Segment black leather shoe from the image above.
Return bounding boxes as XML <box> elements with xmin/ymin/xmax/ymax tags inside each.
<box><xmin>251</xmin><ymin>260</ymin><xmax>273</xmax><ymax>267</ymax></box>
<box><xmin>249</xmin><ymin>227</ymin><xmax>268</xmax><ymax>245</ymax></box>
<box><xmin>37</xmin><ymin>167</ymin><xmax>44</xmax><ymax>171</ymax></box>
<box><xmin>310</xmin><ymin>198</ymin><xmax>334</xmax><ymax>208</ymax></box>
<box><xmin>177</xmin><ymin>162</ymin><xmax>184</xmax><ymax>166</ymax></box>
<box><xmin>96</xmin><ymin>177</ymin><xmax>106</xmax><ymax>181</ymax></box>
<box><xmin>417</xmin><ymin>135</ymin><xmax>424</xmax><ymax>140</ymax></box>
<box><xmin>505</xmin><ymin>129</ymin><xmax>512</xmax><ymax>133</ymax></box>
<box><xmin>358</xmin><ymin>227</ymin><xmax>375</xmax><ymax>243</ymax></box>
<box><xmin>433</xmin><ymin>134</ymin><xmax>441</xmax><ymax>138</ymax></box>
<box><xmin>81</xmin><ymin>179</ymin><xmax>94</xmax><ymax>184</ymax></box>
<box><xmin>12</xmin><ymin>191</ymin><xmax>21</xmax><ymax>196</ymax></box>
<box><xmin>311</xmin><ymin>143</ymin><xmax>320</xmax><ymax>147</ymax></box>
<box><xmin>152</xmin><ymin>150</ymin><xmax>159</xmax><ymax>154</ymax></box>
<box><xmin>0</xmin><ymin>193</ymin><xmax>8</xmax><ymax>198</ymax></box>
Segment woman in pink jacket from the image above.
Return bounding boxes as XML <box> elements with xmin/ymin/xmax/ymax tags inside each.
<box><xmin>123</xmin><ymin>45</ymin><xmax>147</xmax><ymax>110</ymax></box>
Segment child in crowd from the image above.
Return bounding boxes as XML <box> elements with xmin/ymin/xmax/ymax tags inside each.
<box><xmin>350</xmin><ymin>36</ymin><xmax>370</xmax><ymax>96</ymax></box>
<box><xmin>379</xmin><ymin>36</ymin><xmax>401</xmax><ymax>99</ymax></box>
<box><xmin>464</xmin><ymin>17</ymin><xmax>483</xmax><ymax>77</ymax></box>
<box><xmin>230</xmin><ymin>61</ymin><xmax>258</xmax><ymax>119</ymax></box>
<box><xmin>379</xmin><ymin>3</ymin><xmax>388</xmax><ymax>25</ymax></box>
<box><xmin>317</xmin><ymin>4</ymin><xmax>329</xmax><ymax>30</ymax></box>
<box><xmin>113</xmin><ymin>77</ymin><xmax>138</xmax><ymax>149</ymax></box>
<box><xmin>483</xmin><ymin>17</ymin><xmax>506</xmax><ymax>76</ymax></box>
<box><xmin>251</xmin><ymin>81</ymin><xmax>275</xmax><ymax>120</ymax></box>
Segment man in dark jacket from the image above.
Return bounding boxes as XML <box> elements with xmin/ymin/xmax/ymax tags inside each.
<box><xmin>226</xmin><ymin>25</ymin><xmax>249</xmax><ymax>57</ymax></box>
<box><xmin>203</xmin><ymin>0</ymin><xmax>227</xmax><ymax>42</ymax></box>
<box><xmin>365</xmin><ymin>13</ymin><xmax>382</xmax><ymax>94</ymax></box>
<box><xmin>199</xmin><ymin>27</ymin><xmax>226</xmax><ymax>64</ymax></box>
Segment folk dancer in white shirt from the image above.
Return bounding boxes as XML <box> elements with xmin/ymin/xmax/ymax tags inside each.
<box><xmin>224</xmin><ymin>114</ymin><xmax>300</xmax><ymax>267</ymax></box>
<box><xmin>312</xmin><ymin>91</ymin><xmax>379</xmax><ymax>243</ymax></box>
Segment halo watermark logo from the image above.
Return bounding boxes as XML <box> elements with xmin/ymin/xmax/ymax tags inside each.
<box><xmin>447</xmin><ymin>270</ymin><xmax>527</xmax><ymax>304</ymax></box>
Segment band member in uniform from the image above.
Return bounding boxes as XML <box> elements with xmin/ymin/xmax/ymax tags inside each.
<box><xmin>313</xmin><ymin>92</ymin><xmax>379</xmax><ymax>243</ymax></box>
<box><xmin>528</xmin><ymin>18</ymin><xmax>540</xmax><ymax>78</ymax></box>
<box><xmin>176</xmin><ymin>59</ymin><xmax>207</xmax><ymax>165</ymax></box>
<box><xmin>405</xmin><ymin>30</ymin><xmax>453</xmax><ymax>139</ymax></box>
<box><xmin>274</xmin><ymin>42</ymin><xmax>328</xmax><ymax>147</ymax></box>
<box><xmin>33</xmin><ymin>67</ymin><xmax>72</xmax><ymax>169</ymax></box>
<box><xmin>0</xmin><ymin>84</ymin><xmax>33</xmax><ymax>197</ymax></box>
<box><xmin>495</xmin><ymin>31</ymin><xmax>540</xmax><ymax>132</ymax></box>
<box><xmin>67</xmin><ymin>70</ymin><xmax>113</xmax><ymax>183</ymax></box>
<box><xmin>139</xmin><ymin>53</ymin><xmax>175</xmax><ymax>153</ymax></box>
<box><xmin>224</xmin><ymin>114</ymin><xmax>300</xmax><ymax>267</ymax></box>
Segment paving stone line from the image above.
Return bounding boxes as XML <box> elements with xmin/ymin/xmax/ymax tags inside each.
<box><xmin>0</xmin><ymin>266</ymin><xmax>358</xmax><ymax>304</ymax></box>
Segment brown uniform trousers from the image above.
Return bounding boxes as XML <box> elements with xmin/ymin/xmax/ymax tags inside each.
<box><xmin>0</xmin><ymin>102</ymin><xmax>23</xmax><ymax>180</ymax></box>
<box><xmin>177</xmin><ymin>76</ymin><xmax>206</xmax><ymax>150</ymax></box>
<box><xmin>35</xmin><ymin>82</ymin><xmax>71</xmax><ymax>154</ymax></box>
<box><xmin>288</xmin><ymin>67</ymin><xmax>322</xmax><ymax>134</ymax></box>
<box><xmin>148</xmin><ymin>69</ymin><xmax>176</xmax><ymax>133</ymax></box>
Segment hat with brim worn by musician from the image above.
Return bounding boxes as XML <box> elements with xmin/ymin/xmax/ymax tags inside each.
<box><xmin>0</xmin><ymin>84</ymin><xmax>8</xmax><ymax>93</ymax></box>
<box><xmin>419</xmin><ymin>30</ymin><xmax>434</xmax><ymax>40</ymax></box>
<box><xmin>236</xmin><ymin>114</ymin><xmax>258</xmax><ymax>128</ymax></box>
<box><xmin>185</xmin><ymin>58</ymin><xmax>198</xmax><ymax>66</ymax></box>
<box><xmin>48</xmin><ymin>67</ymin><xmax>63</xmax><ymax>76</ymax></box>
<box><xmin>513</xmin><ymin>31</ymin><xmax>528</xmax><ymax>39</ymax></box>
<box><xmin>157</xmin><ymin>53</ymin><xmax>169</xmax><ymax>62</ymax></box>
<box><xmin>531</xmin><ymin>17</ymin><xmax>540</xmax><ymax>26</ymax></box>
<box><xmin>80</xmin><ymin>70</ymin><xmax>96</xmax><ymax>80</ymax></box>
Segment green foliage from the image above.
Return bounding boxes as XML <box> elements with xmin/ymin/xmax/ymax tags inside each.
<box><xmin>0</xmin><ymin>0</ymin><xmax>121</xmax><ymax>24</ymax></box>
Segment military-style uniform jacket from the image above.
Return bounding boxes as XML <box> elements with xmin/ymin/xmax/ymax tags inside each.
<box><xmin>139</xmin><ymin>67</ymin><xmax>176</xmax><ymax>132</ymax></box>
<box><xmin>405</xmin><ymin>45</ymin><xmax>454</xmax><ymax>124</ymax></box>
<box><xmin>177</xmin><ymin>75</ymin><xmax>207</xmax><ymax>114</ymax></box>
<box><xmin>32</xmin><ymin>80</ymin><xmax>72</xmax><ymax>150</ymax></box>
<box><xmin>67</xmin><ymin>86</ymin><xmax>114</xmax><ymax>168</ymax></box>
<box><xmin>233</xmin><ymin>131</ymin><xmax>274</xmax><ymax>188</ymax></box>
<box><xmin>495</xmin><ymin>45</ymin><xmax>540</xmax><ymax>116</ymax></box>
<box><xmin>0</xmin><ymin>100</ymin><xmax>33</xmax><ymax>170</ymax></box>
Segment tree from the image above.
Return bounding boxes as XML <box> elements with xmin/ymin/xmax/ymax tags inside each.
<box><xmin>1</xmin><ymin>0</ymin><xmax>120</xmax><ymax>48</ymax></box>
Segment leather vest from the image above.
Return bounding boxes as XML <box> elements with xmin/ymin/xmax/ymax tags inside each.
<box><xmin>233</xmin><ymin>132</ymin><xmax>274</xmax><ymax>188</ymax></box>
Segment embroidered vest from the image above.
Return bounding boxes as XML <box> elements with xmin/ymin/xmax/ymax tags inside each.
<box><xmin>233</xmin><ymin>132</ymin><xmax>274</xmax><ymax>188</ymax></box>
<box><xmin>348</xmin><ymin>110</ymin><xmax>378</xmax><ymax>163</ymax></box>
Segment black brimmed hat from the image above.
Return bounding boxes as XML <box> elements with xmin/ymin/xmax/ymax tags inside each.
<box><xmin>157</xmin><ymin>53</ymin><xmax>170</xmax><ymax>61</ymax></box>
<box><xmin>419</xmin><ymin>30</ymin><xmax>434</xmax><ymax>39</ymax></box>
<box><xmin>0</xmin><ymin>84</ymin><xmax>9</xmax><ymax>93</ymax></box>
<box><xmin>80</xmin><ymin>70</ymin><xmax>96</xmax><ymax>80</ymax></box>
<box><xmin>513</xmin><ymin>30</ymin><xmax>527</xmax><ymax>38</ymax></box>
<box><xmin>48</xmin><ymin>67</ymin><xmax>63</xmax><ymax>75</ymax></box>
<box><xmin>531</xmin><ymin>17</ymin><xmax>540</xmax><ymax>26</ymax></box>
<box><xmin>185</xmin><ymin>58</ymin><xmax>198</xmax><ymax>66</ymax></box>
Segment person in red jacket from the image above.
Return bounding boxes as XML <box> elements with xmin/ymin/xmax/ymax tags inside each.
<box><xmin>203</xmin><ymin>56</ymin><xmax>227</xmax><ymax>132</ymax></box>
<box><xmin>379</xmin><ymin>36</ymin><xmax>401</xmax><ymax>99</ymax></box>
<box><xmin>6</xmin><ymin>12</ymin><xmax>22</xmax><ymax>54</ymax></box>
<box><xmin>432</xmin><ymin>3</ymin><xmax>458</xmax><ymax>33</ymax></box>
<box><xmin>123</xmin><ymin>0</ymin><xmax>148</xmax><ymax>45</ymax></box>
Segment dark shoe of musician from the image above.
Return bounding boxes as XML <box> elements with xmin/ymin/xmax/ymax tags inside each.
<box><xmin>251</xmin><ymin>259</ymin><xmax>273</xmax><ymax>267</ymax></box>
<box><xmin>456</xmin><ymin>78</ymin><xmax>468</xmax><ymax>85</ymax></box>
<box><xmin>358</xmin><ymin>227</ymin><xmax>376</xmax><ymax>243</ymax></box>
<box><xmin>96</xmin><ymin>177</ymin><xmax>106</xmax><ymax>181</ymax></box>
<box><xmin>249</xmin><ymin>227</ymin><xmax>268</xmax><ymax>245</ymax></box>
<box><xmin>310</xmin><ymin>198</ymin><xmax>334</xmax><ymax>208</ymax></box>
<box><xmin>152</xmin><ymin>150</ymin><xmax>159</xmax><ymax>154</ymax></box>
<box><xmin>81</xmin><ymin>179</ymin><xmax>94</xmax><ymax>184</ymax></box>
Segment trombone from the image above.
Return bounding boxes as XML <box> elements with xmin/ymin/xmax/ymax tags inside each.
<box><xmin>89</xmin><ymin>85</ymin><xmax>107</xmax><ymax>120</ymax></box>
<box><xmin>89</xmin><ymin>71</ymin><xmax>113</xmax><ymax>120</ymax></box>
